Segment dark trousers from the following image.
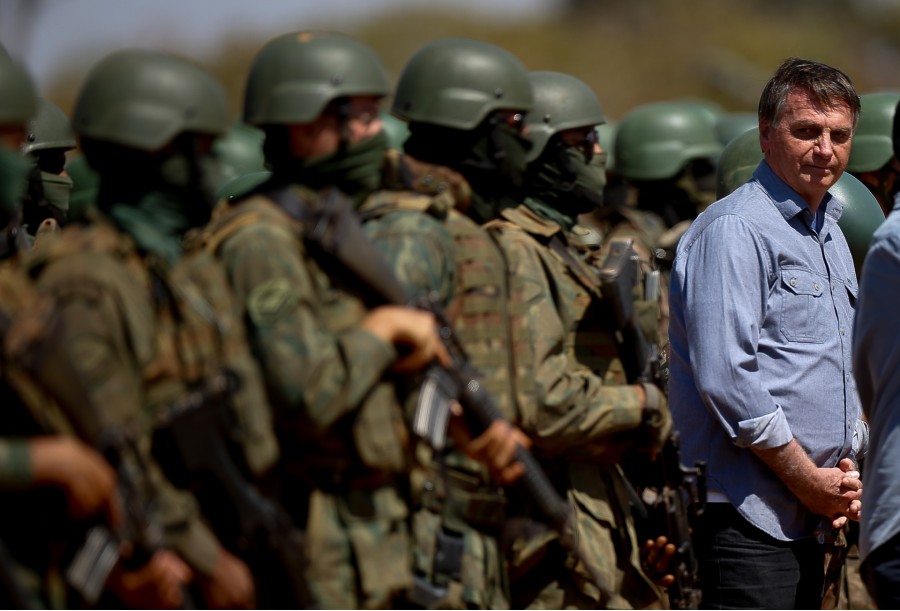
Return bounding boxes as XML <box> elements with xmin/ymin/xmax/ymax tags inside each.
<box><xmin>693</xmin><ymin>503</ymin><xmax>825</xmax><ymax>610</ymax></box>
<box><xmin>862</xmin><ymin>529</ymin><xmax>900</xmax><ymax>608</ymax></box>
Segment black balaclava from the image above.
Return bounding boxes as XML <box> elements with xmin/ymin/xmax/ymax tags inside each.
<box><xmin>404</xmin><ymin>115</ymin><xmax>532</xmax><ymax>224</ymax></box>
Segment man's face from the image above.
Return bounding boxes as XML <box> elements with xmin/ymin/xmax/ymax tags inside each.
<box><xmin>760</xmin><ymin>87</ymin><xmax>854</xmax><ymax>209</ymax></box>
<box><xmin>288</xmin><ymin>95</ymin><xmax>382</xmax><ymax>160</ymax></box>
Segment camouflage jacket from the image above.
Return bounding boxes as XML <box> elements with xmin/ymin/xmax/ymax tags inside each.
<box><xmin>485</xmin><ymin>203</ymin><xmax>666</xmax><ymax>606</ymax></box>
<box><xmin>185</xmin><ymin>187</ymin><xmax>411</xmax><ymax>478</ymax></box>
<box><xmin>17</xmin><ymin>213</ymin><xmax>243</xmax><ymax>576</ymax></box>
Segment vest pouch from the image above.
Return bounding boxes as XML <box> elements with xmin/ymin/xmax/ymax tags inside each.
<box><xmin>352</xmin><ymin>381</ymin><xmax>410</xmax><ymax>472</ymax></box>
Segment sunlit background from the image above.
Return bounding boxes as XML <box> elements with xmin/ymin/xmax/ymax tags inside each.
<box><xmin>4</xmin><ymin>0</ymin><xmax>900</xmax><ymax>125</ymax></box>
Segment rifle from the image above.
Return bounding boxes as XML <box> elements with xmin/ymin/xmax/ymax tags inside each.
<box><xmin>598</xmin><ymin>237</ymin><xmax>706</xmax><ymax>610</ymax></box>
<box><xmin>267</xmin><ymin>186</ymin><xmax>613</xmax><ymax>595</ymax></box>
<box><xmin>151</xmin><ymin>367</ymin><xmax>313</xmax><ymax>610</ymax></box>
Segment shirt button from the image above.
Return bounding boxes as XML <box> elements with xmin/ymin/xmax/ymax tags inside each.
<box><xmin>814</xmin><ymin>283</ymin><xmax>821</xmax><ymax>291</ymax></box>
<box><xmin>790</xmin><ymin>278</ymin><xmax>798</xmax><ymax>287</ymax></box>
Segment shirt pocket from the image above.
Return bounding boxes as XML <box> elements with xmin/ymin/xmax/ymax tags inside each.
<box><xmin>779</xmin><ymin>267</ymin><xmax>827</xmax><ymax>343</ymax></box>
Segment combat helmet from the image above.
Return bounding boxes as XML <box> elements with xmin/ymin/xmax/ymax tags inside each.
<box><xmin>715</xmin><ymin>111</ymin><xmax>758</xmax><ymax>147</ymax></box>
<box><xmin>22</xmin><ymin>98</ymin><xmax>76</xmax><ymax>156</ymax></box>
<box><xmin>847</xmin><ymin>91</ymin><xmax>900</xmax><ymax>173</ymax></box>
<box><xmin>391</xmin><ymin>38</ymin><xmax>533</xmax><ymax>131</ymax></box>
<box><xmin>212</xmin><ymin>121</ymin><xmax>266</xmax><ymax>186</ymax></box>
<box><xmin>72</xmin><ymin>49</ymin><xmax>229</xmax><ymax>151</ymax></box>
<box><xmin>831</xmin><ymin>171</ymin><xmax>885</xmax><ymax>275</ymax></box>
<box><xmin>595</xmin><ymin>119</ymin><xmax>617</xmax><ymax>172</ymax></box>
<box><xmin>525</xmin><ymin>71</ymin><xmax>605</xmax><ymax>162</ymax></box>
<box><xmin>0</xmin><ymin>51</ymin><xmax>37</xmax><ymax>128</ymax></box>
<box><xmin>243</xmin><ymin>31</ymin><xmax>390</xmax><ymax>127</ymax></box>
<box><xmin>615</xmin><ymin>100</ymin><xmax>723</xmax><ymax>181</ymax></box>
<box><xmin>716</xmin><ymin>126</ymin><xmax>763</xmax><ymax>199</ymax></box>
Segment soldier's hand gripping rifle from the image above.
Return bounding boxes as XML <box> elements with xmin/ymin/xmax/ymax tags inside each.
<box><xmin>268</xmin><ymin>186</ymin><xmax>612</xmax><ymax>593</ymax></box>
<box><xmin>598</xmin><ymin>238</ymin><xmax>706</xmax><ymax>610</ymax></box>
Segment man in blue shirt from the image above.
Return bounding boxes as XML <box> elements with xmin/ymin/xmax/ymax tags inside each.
<box><xmin>853</xmin><ymin>98</ymin><xmax>900</xmax><ymax>608</ymax></box>
<box><xmin>668</xmin><ymin>57</ymin><xmax>867</xmax><ymax>609</ymax></box>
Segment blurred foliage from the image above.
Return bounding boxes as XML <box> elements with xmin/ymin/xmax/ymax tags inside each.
<box><xmin>38</xmin><ymin>0</ymin><xmax>900</xmax><ymax>126</ymax></box>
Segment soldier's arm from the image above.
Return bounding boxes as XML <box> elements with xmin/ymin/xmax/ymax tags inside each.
<box><xmin>219</xmin><ymin>220</ymin><xmax>400</xmax><ymax>430</ymax></box>
<box><xmin>497</xmin><ymin>229</ymin><xmax>666</xmax><ymax>457</ymax></box>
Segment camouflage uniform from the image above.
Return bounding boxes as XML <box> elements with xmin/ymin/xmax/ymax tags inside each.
<box><xmin>12</xmin><ymin>48</ymin><xmax>280</xmax><ymax>606</ymax></box>
<box><xmin>360</xmin><ymin>149</ymin><xmax>525</xmax><ymax>609</ymax></box>
<box><xmin>485</xmin><ymin>203</ymin><xmax>668</xmax><ymax>609</ymax></box>
<box><xmin>188</xmin><ymin>184</ymin><xmax>415</xmax><ymax>609</ymax></box>
<box><xmin>20</xmin><ymin>211</ymin><xmax>241</xmax><ymax>579</ymax></box>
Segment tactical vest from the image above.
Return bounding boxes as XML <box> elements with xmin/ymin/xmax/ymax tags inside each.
<box><xmin>186</xmin><ymin>195</ymin><xmax>412</xmax><ymax>476</ymax></box>
<box><xmin>20</xmin><ymin>216</ymin><xmax>279</xmax><ymax>476</ymax></box>
<box><xmin>376</xmin><ymin>150</ymin><xmax>531</xmax><ymax>422</ymax></box>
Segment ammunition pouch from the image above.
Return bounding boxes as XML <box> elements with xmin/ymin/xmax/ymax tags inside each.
<box><xmin>419</xmin><ymin>466</ymin><xmax>508</xmax><ymax>531</ymax></box>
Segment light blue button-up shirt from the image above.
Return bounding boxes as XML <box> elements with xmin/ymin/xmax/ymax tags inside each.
<box><xmin>669</xmin><ymin>160</ymin><xmax>864</xmax><ymax>541</ymax></box>
<box><xmin>855</xmin><ymin>194</ymin><xmax>900</xmax><ymax>561</ymax></box>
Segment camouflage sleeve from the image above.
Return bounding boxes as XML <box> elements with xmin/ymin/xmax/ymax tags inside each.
<box><xmin>0</xmin><ymin>438</ymin><xmax>32</xmax><ymax>487</ymax></box>
<box><xmin>218</xmin><ymin>218</ymin><xmax>397</xmax><ymax>430</ymax></box>
<box><xmin>35</xmin><ymin>263</ymin><xmax>221</xmax><ymax>576</ymax></box>
<box><xmin>495</xmin><ymin>227</ymin><xmax>646</xmax><ymax>456</ymax></box>
<box><xmin>362</xmin><ymin>210</ymin><xmax>457</xmax><ymax>306</ymax></box>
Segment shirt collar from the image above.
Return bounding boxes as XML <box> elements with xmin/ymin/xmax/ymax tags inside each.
<box><xmin>753</xmin><ymin>160</ymin><xmax>844</xmax><ymax>226</ymax></box>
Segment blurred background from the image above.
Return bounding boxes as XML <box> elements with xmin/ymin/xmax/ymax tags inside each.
<box><xmin>4</xmin><ymin>0</ymin><xmax>900</xmax><ymax>124</ymax></box>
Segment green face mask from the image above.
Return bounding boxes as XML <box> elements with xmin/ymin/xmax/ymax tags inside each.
<box><xmin>299</xmin><ymin>129</ymin><xmax>389</xmax><ymax>206</ymax></box>
<box><xmin>526</xmin><ymin>144</ymin><xmax>608</xmax><ymax>228</ymax></box>
<box><xmin>40</xmin><ymin>171</ymin><xmax>73</xmax><ymax>214</ymax></box>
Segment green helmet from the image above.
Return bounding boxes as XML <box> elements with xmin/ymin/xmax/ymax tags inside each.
<box><xmin>0</xmin><ymin>53</ymin><xmax>37</xmax><ymax>128</ymax></box>
<box><xmin>391</xmin><ymin>38</ymin><xmax>532</xmax><ymax>131</ymax></box>
<box><xmin>380</xmin><ymin>111</ymin><xmax>410</xmax><ymax>150</ymax></box>
<box><xmin>716</xmin><ymin>126</ymin><xmax>763</xmax><ymax>198</ymax></box>
<box><xmin>525</xmin><ymin>71</ymin><xmax>605</xmax><ymax>162</ymax></box>
<box><xmin>72</xmin><ymin>49</ymin><xmax>229</xmax><ymax>151</ymax></box>
<box><xmin>846</xmin><ymin>91</ymin><xmax>900</xmax><ymax>173</ymax></box>
<box><xmin>715</xmin><ymin>111</ymin><xmax>758</xmax><ymax>147</ymax></box>
<box><xmin>831</xmin><ymin>171</ymin><xmax>885</xmax><ymax>275</ymax></box>
<box><xmin>595</xmin><ymin>119</ymin><xmax>617</xmax><ymax>172</ymax></box>
<box><xmin>615</xmin><ymin>100</ymin><xmax>723</xmax><ymax>181</ymax></box>
<box><xmin>212</xmin><ymin>121</ymin><xmax>266</xmax><ymax>186</ymax></box>
<box><xmin>243</xmin><ymin>31</ymin><xmax>390</xmax><ymax>127</ymax></box>
<box><xmin>22</xmin><ymin>98</ymin><xmax>76</xmax><ymax>155</ymax></box>
<box><xmin>215</xmin><ymin>170</ymin><xmax>272</xmax><ymax>202</ymax></box>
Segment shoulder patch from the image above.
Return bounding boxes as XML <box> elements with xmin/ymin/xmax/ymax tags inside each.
<box><xmin>246</xmin><ymin>277</ymin><xmax>299</xmax><ymax>326</ymax></box>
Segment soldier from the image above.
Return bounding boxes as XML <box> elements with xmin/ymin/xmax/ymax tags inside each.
<box><xmin>21</xmin><ymin>98</ymin><xmax>76</xmax><ymax>236</ymax></box>
<box><xmin>17</xmin><ymin>48</ymin><xmax>281</xmax><ymax>609</ymax></box>
<box><xmin>0</xmin><ymin>47</ymin><xmax>34</xmax><ymax>260</ymax></box>
<box><xmin>386</xmin><ymin>37</ymin><xmax>547</xmax><ymax>608</ymax></box>
<box><xmin>845</xmin><ymin>91</ymin><xmax>900</xmax><ymax>217</ymax></box>
<box><xmin>478</xmin><ymin>70</ymin><xmax>672</xmax><ymax>609</ymax></box>
<box><xmin>185</xmin><ymin>30</ymin><xmax>455</xmax><ymax>610</ymax></box>
<box><xmin>0</xmin><ymin>47</ymin><xmax>193</xmax><ymax>610</ymax></box>
<box><xmin>612</xmin><ymin>100</ymin><xmax>723</xmax><ymax>262</ymax></box>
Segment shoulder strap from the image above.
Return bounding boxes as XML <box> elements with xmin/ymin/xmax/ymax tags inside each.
<box><xmin>547</xmin><ymin>234</ymin><xmax>605</xmax><ymax>300</ymax></box>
